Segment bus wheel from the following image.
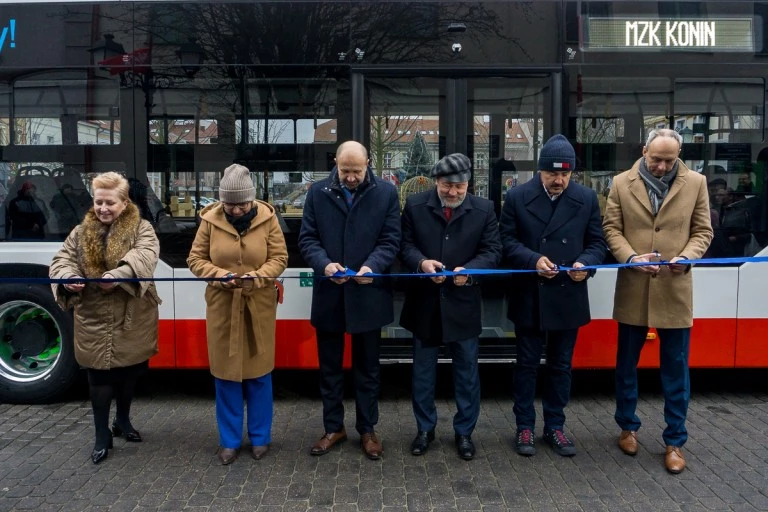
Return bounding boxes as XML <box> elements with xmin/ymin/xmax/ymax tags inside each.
<box><xmin>0</xmin><ymin>284</ymin><xmax>79</xmax><ymax>404</ymax></box>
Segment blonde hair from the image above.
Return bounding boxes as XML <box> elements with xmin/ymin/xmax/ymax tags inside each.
<box><xmin>92</xmin><ymin>172</ymin><xmax>130</xmax><ymax>201</ymax></box>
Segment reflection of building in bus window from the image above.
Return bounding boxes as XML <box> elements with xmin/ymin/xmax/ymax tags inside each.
<box><xmin>6</xmin><ymin>182</ymin><xmax>48</xmax><ymax>239</ymax></box>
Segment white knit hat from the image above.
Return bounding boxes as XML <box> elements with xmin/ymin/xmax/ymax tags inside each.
<box><xmin>219</xmin><ymin>164</ymin><xmax>255</xmax><ymax>203</ymax></box>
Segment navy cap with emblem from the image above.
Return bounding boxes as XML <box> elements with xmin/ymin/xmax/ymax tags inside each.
<box><xmin>538</xmin><ymin>134</ymin><xmax>576</xmax><ymax>171</ymax></box>
<box><xmin>431</xmin><ymin>153</ymin><xmax>472</xmax><ymax>183</ymax></box>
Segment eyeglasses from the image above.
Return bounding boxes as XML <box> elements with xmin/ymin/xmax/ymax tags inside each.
<box><xmin>437</xmin><ymin>181</ymin><xmax>468</xmax><ymax>193</ymax></box>
<box><xmin>222</xmin><ymin>202</ymin><xmax>251</xmax><ymax>212</ymax></box>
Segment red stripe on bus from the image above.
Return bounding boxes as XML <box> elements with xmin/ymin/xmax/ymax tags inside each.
<box><xmin>573</xmin><ymin>318</ymin><xmax>739</xmax><ymax>368</ymax></box>
<box><xmin>151</xmin><ymin>317</ymin><xmax>768</xmax><ymax>369</ymax></box>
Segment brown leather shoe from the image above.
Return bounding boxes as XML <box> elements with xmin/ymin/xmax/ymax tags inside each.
<box><xmin>361</xmin><ymin>432</ymin><xmax>382</xmax><ymax>460</ymax></box>
<box><xmin>251</xmin><ymin>445</ymin><xmax>268</xmax><ymax>460</ymax></box>
<box><xmin>665</xmin><ymin>446</ymin><xmax>686</xmax><ymax>474</ymax></box>
<box><xmin>618</xmin><ymin>430</ymin><xmax>638</xmax><ymax>456</ymax></box>
<box><xmin>218</xmin><ymin>447</ymin><xmax>238</xmax><ymax>465</ymax></box>
<box><xmin>310</xmin><ymin>429</ymin><xmax>347</xmax><ymax>456</ymax></box>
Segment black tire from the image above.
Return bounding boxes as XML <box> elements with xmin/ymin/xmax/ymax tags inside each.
<box><xmin>0</xmin><ymin>284</ymin><xmax>79</xmax><ymax>403</ymax></box>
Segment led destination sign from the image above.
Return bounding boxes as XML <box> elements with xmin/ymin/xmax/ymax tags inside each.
<box><xmin>583</xmin><ymin>17</ymin><xmax>754</xmax><ymax>52</ymax></box>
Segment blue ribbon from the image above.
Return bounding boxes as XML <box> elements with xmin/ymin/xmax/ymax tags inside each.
<box><xmin>3</xmin><ymin>255</ymin><xmax>767</xmax><ymax>284</ymax></box>
<box><xmin>331</xmin><ymin>255</ymin><xmax>768</xmax><ymax>278</ymax></box>
<box><xmin>3</xmin><ymin>276</ymin><xmax>248</xmax><ymax>285</ymax></box>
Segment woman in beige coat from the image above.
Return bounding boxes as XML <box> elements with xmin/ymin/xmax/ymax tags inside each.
<box><xmin>187</xmin><ymin>164</ymin><xmax>288</xmax><ymax>465</ymax></box>
<box><xmin>49</xmin><ymin>172</ymin><xmax>161</xmax><ymax>465</ymax></box>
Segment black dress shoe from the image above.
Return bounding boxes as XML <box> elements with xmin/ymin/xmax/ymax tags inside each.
<box><xmin>112</xmin><ymin>421</ymin><xmax>143</xmax><ymax>443</ymax></box>
<box><xmin>455</xmin><ymin>434</ymin><xmax>475</xmax><ymax>460</ymax></box>
<box><xmin>91</xmin><ymin>437</ymin><xmax>114</xmax><ymax>465</ymax></box>
<box><xmin>410</xmin><ymin>431</ymin><xmax>435</xmax><ymax>456</ymax></box>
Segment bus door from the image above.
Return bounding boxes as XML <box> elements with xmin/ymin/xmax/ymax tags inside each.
<box><xmin>358</xmin><ymin>71</ymin><xmax>560</xmax><ymax>362</ymax></box>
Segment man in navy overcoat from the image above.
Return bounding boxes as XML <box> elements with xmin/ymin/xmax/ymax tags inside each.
<box><xmin>298</xmin><ymin>141</ymin><xmax>400</xmax><ymax>460</ymax></box>
<box><xmin>499</xmin><ymin>135</ymin><xmax>606</xmax><ymax>457</ymax></box>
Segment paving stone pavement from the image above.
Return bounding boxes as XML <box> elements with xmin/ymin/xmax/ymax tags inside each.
<box><xmin>0</xmin><ymin>367</ymin><xmax>766</xmax><ymax>512</ymax></box>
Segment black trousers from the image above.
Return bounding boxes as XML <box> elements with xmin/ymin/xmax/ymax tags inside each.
<box><xmin>316</xmin><ymin>329</ymin><xmax>381</xmax><ymax>435</ymax></box>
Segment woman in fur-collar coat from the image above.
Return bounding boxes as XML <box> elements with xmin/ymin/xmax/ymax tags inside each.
<box><xmin>49</xmin><ymin>172</ymin><xmax>161</xmax><ymax>465</ymax></box>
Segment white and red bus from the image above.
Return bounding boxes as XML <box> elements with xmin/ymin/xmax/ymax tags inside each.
<box><xmin>0</xmin><ymin>0</ymin><xmax>767</xmax><ymax>402</ymax></box>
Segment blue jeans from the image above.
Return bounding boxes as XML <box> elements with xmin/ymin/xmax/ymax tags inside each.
<box><xmin>215</xmin><ymin>374</ymin><xmax>273</xmax><ymax>449</ymax></box>
<box><xmin>614</xmin><ymin>323</ymin><xmax>690</xmax><ymax>447</ymax></box>
<box><xmin>513</xmin><ymin>328</ymin><xmax>578</xmax><ymax>431</ymax></box>
<box><xmin>412</xmin><ymin>336</ymin><xmax>480</xmax><ymax>436</ymax></box>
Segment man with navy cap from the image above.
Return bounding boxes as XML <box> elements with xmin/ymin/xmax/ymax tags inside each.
<box><xmin>499</xmin><ymin>135</ymin><xmax>606</xmax><ymax>457</ymax></box>
<box><xmin>400</xmin><ymin>153</ymin><xmax>501</xmax><ymax>460</ymax></box>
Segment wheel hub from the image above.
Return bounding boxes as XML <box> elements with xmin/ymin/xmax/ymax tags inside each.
<box><xmin>10</xmin><ymin>318</ymin><xmax>51</xmax><ymax>357</ymax></box>
<box><xmin>0</xmin><ymin>301</ymin><xmax>63</xmax><ymax>381</ymax></box>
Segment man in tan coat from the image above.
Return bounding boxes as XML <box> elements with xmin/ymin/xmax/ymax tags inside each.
<box><xmin>603</xmin><ymin>128</ymin><xmax>712</xmax><ymax>474</ymax></box>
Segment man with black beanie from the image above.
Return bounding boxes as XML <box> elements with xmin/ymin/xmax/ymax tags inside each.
<box><xmin>499</xmin><ymin>134</ymin><xmax>606</xmax><ymax>457</ymax></box>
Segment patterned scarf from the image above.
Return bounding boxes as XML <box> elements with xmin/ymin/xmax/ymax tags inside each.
<box><xmin>638</xmin><ymin>157</ymin><xmax>678</xmax><ymax>216</ymax></box>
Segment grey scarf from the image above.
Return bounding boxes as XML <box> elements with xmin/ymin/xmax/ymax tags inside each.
<box><xmin>638</xmin><ymin>157</ymin><xmax>678</xmax><ymax>216</ymax></box>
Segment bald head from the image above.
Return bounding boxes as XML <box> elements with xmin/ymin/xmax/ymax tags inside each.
<box><xmin>336</xmin><ymin>140</ymin><xmax>368</xmax><ymax>160</ymax></box>
<box><xmin>335</xmin><ymin>141</ymin><xmax>369</xmax><ymax>190</ymax></box>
